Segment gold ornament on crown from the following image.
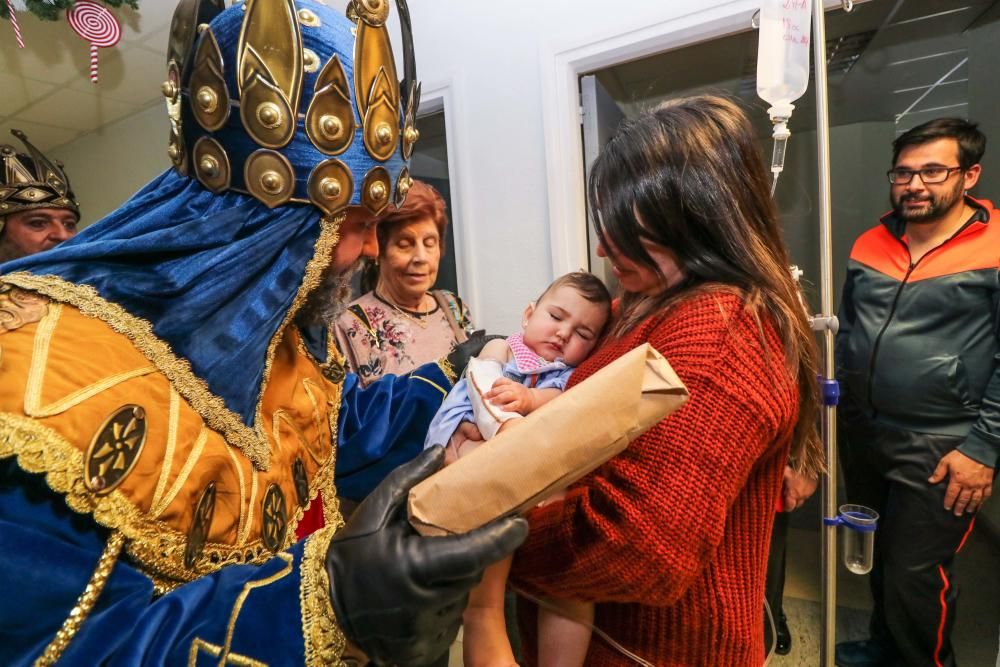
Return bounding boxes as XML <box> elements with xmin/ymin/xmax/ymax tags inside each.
<box><xmin>160</xmin><ymin>0</ymin><xmax>421</xmax><ymax>218</ymax></box>
<box><xmin>0</xmin><ymin>130</ymin><xmax>80</xmax><ymax>219</ymax></box>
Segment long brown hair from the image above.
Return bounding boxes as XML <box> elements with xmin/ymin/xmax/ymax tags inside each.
<box><xmin>589</xmin><ymin>95</ymin><xmax>822</xmax><ymax>475</ymax></box>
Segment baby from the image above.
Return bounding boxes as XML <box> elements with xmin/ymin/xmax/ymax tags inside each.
<box><xmin>424</xmin><ymin>271</ymin><xmax>612</xmax><ymax>667</ymax></box>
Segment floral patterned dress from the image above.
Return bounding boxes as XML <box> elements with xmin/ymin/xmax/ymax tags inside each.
<box><xmin>333</xmin><ymin>289</ymin><xmax>475</xmax><ymax>386</ymax></box>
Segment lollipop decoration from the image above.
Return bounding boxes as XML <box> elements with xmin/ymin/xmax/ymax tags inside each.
<box><xmin>6</xmin><ymin>0</ymin><xmax>26</xmax><ymax>48</ymax></box>
<box><xmin>67</xmin><ymin>0</ymin><xmax>121</xmax><ymax>84</ymax></box>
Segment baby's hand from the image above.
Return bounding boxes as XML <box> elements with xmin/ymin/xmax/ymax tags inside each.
<box><xmin>486</xmin><ymin>378</ymin><xmax>532</xmax><ymax>415</ymax></box>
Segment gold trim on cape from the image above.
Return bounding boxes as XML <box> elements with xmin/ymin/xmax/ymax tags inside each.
<box><xmin>437</xmin><ymin>357</ymin><xmax>457</xmax><ymax>385</ymax></box>
<box><xmin>33</xmin><ymin>531</ymin><xmax>126</xmax><ymax>667</ymax></box>
<box><xmin>0</xmin><ymin>284</ymin><xmax>50</xmax><ymax>333</ymax></box>
<box><xmin>0</xmin><ymin>272</ymin><xmax>271</xmax><ymax>470</ymax></box>
<box><xmin>1</xmin><ymin>213</ymin><xmax>343</xmax><ymax>472</ymax></box>
<box><xmin>0</xmin><ymin>409</ymin><xmax>338</xmax><ymax>585</ymax></box>
<box><xmin>252</xmin><ymin>214</ymin><xmax>342</xmax><ymax>437</ymax></box>
<box><xmin>300</xmin><ymin>524</ymin><xmax>347</xmax><ymax>666</ymax></box>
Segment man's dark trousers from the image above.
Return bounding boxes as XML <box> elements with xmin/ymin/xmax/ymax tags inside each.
<box><xmin>840</xmin><ymin>412</ymin><xmax>976</xmax><ymax>667</ymax></box>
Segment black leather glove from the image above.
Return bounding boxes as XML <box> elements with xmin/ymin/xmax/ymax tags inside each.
<box><xmin>446</xmin><ymin>330</ymin><xmax>502</xmax><ymax>378</ymax></box>
<box><xmin>325</xmin><ymin>446</ymin><xmax>528</xmax><ymax>666</ymax></box>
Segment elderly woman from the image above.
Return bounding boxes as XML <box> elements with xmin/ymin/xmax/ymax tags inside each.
<box><xmin>508</xmin><ymin>96</ymin><xmax>824</xmax><ymax>666</ymax></box>
<box><xmin>334</xmin><ymin>180</ymin><xmax>474</xmax><ymax>386</ymax></box>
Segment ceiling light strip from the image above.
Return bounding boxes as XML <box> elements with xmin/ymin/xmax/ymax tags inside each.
<box><xmin>905</xmin><ymin>102</ymin><xmax>969</xmax><ymax>114</ymax></box>
<box><xmin>889</xmin><ymin>7</ymin><xmax>972</xmax><ymax>27</ymax></box>
<box><xmin>889</xmin><ymin>49</ymin><xmax>966</xmax><ymax>67</ymax></box>
<box><xmin>895</xmin><ymin>57</ymin><xmax>969</xmax><ymax>124</ymax></box>
<box><xmin>893</xmin><ymin>78</ymin><xmax>968</xmax><ymax>94</ymax></box>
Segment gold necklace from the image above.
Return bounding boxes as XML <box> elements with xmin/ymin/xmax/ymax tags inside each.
<box><xmin>375</xmin><ymin>290</ymin><xmax>434</xmax><ymax>329</ymax></box>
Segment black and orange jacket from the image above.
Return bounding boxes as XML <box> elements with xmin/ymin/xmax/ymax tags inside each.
<box><xmin>836</xmin><ymin>196</ymin><xmax>1000</xmax><ymax>467</ymax></box>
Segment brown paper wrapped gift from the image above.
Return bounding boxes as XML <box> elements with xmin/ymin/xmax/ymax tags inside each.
<box><xmin>408</xmin><ymin>342</ymin><xmax>689</xmax><ymax>536</ymax></box>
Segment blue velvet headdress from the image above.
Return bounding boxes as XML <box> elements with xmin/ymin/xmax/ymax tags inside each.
<box><xmin>0</xmin><ymin>0</ymin><xmax>418</xmax><ymax>468</ymax></box>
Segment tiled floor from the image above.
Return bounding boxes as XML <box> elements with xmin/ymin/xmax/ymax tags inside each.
<box><xmin>771</xmin><ymin>520</ymin><xmax>1000</xmax><ymax>666</ymax></box>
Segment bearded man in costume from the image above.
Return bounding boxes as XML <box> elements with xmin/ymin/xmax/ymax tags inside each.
<box><xmin>0</xmin><ymin>1</ymin><xmax>525</xmax><ymax>665</ymax></box>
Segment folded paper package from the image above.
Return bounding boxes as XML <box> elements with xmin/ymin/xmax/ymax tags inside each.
<box><xmin>408</xmin><ymin>343</ymin><xmax>689</xmax><ymax>536</ymax></box>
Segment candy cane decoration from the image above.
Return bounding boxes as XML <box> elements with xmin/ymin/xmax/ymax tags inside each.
<box><xmin>67</xmin><ymin>0</ymin><xmax>122</xmax><ymax>84</ymax></box>
<box><xmin>7</xmin><ymin>0</ymin><xmax>24</xmax><ymax>49</ymax></box>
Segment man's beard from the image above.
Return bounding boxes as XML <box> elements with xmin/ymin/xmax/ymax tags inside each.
<box><xmin>0</xmin><ymin>234</ymin><xmax>27</xmax><ymax>266</ymax></box>
<box><xmin>891</xmin><ymin>178</ymin><xmax>964</xmax><ymax>224</ymax></box>
<box><xmin>295</xmin><ymin>259</ymin><xmax>362</xmax><ymax>327</ymax></box>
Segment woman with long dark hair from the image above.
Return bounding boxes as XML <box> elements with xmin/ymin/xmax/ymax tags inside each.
<box><xmin>509</xmin><ymin>95</ymin><xmax>823</xmax><ymax>665</ymax></box>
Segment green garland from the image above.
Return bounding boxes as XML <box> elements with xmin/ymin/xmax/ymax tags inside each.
<box><xmin>2</xmin><ymin>1</ymin><xmax>139</xmax><ymax>22</ymax></box>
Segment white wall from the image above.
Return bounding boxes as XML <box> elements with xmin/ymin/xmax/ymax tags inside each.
<box><xmin>52</xmin><ymin>0</ymin><xmax>761</xmax><ymax>331</ymax></box>
<box><xmin>410</xmin><ymin>0</ymin><xmax>762</xmax><ymax>331</ymax></box>
<box><xmin>51</xmin><ymin>102</ymin><xmax>169</xmax><ymax>226</ymax></box>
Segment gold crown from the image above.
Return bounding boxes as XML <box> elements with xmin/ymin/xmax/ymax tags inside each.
<box><xmin>0</xmin><ymin>130</ymin><xmax>80</xmax><ymax>219</ymax></box>
<box><xmin>163</xmin><ymin>0</ymin><xmax>419</xmax><ymax>217</ymax></box>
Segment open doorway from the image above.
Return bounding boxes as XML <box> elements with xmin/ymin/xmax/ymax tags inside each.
<box><xmin>578</xmin><ymin>2</ymin><xmax>1000</xmax><ymax>664</ymax></box>
<box><xmin>410</xmin><ymin>109</ymin><xmax>460</xmax><ymax>295</ymax></box>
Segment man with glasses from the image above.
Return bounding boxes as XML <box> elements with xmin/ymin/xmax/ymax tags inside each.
<box><xmin>835</xmin><ymin>118</ymin><xmax>999</xmax><ymax>667</ymax></box>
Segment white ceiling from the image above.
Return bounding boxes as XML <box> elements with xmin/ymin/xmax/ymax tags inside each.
<box><xmin>0</xmin><ymin>2</ymin><xmax>177</xmax><ymax>151</ymax></box>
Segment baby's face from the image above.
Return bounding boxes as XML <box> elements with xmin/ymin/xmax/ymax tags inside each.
<box><xmin>521</xmin><ymin>285</ymin><xmax>609</xmax><ymax>366</ymax></box>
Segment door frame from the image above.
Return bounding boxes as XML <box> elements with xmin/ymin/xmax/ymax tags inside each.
<box><xmin>417</xmin><ymin>80</ymin><xmax>480</xmax><ymax>311</ymax></box>
<box><xmin>539</xmin><ymin>0</ymin><xmax>843</xmax><ymax>277</ymax></box>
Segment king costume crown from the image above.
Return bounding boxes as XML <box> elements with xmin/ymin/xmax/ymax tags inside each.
<box><xmin>0</xmin><ymin>129</ymin><xmax>80</xmax><ymax>219</ymax></box>
<box><xmin>163</xmin><ymin>0</ymin><xmax>420</xmax><ymax>218</ymax></box>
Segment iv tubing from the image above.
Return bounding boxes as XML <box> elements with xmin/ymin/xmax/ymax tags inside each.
<box><xmin>810</xmin><ymin>0</ymin><xmax>839</xmax><ymax>664</ymax></box>
<box><xmin>770</xmin><ymin>120</ymin><xmax>791</xmax><ymax>197</ymax></box>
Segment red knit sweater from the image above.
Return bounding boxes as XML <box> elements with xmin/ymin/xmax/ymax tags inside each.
<box><xmin>510</xmin><ymin>290</ymin><xmax>798</xmax><ymax>666</ymax></box>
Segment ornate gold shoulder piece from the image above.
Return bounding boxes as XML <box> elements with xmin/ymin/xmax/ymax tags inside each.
<box><xmin>0</xmin><ymin>284</ymin><xmax>49</xmax><ymax>334</ymax></box>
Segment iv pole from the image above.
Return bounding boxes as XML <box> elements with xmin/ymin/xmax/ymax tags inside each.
<box><xmin>810</xmin><ymin>1</ymin><xmax>856</xmax><ymax>665</ymax></box>
<box><xmin>756</xmin><ymin>1</ymin><xmax>864</xmax><ymax>663</ymax></box>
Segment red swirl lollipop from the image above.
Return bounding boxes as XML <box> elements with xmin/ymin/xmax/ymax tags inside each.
<box><xmin>67</xmin><ymin>0</ymin><xmax>122</xmax><ymax>84</ymax></box>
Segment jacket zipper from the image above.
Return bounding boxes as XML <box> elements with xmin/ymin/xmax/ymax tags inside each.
<box><xmin>864</xmin><ymin>221</ymin><xmax>978</xmax><ymax>417</ymax></box>
<box><xmin>865</xmin><ymin>257</ymin><xmax>913</xmax><ymax>418</ymax></box>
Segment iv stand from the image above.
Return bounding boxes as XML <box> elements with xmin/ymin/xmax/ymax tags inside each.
<box><xmin>812</xmin><ymin>1</ymin><xmax>846</xmax><ymax>665</ymax></box>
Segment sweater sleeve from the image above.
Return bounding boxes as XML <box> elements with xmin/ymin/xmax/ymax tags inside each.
<box><xmin>510</xmin><ymin>306</ymin><xmax>791</xmax><ymax>606</ymax></box>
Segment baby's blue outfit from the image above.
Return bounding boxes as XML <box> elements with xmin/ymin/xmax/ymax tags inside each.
<box><xmin>423</xmin><ymin>340</ymin><xmax>574</xmax><ymax>449</ymax></box>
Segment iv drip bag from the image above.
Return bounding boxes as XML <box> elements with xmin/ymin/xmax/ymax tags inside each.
<box><xmin>756</xmin><ymin>0</ymin><xmax>813</xmax><ymax>120</ymax></box>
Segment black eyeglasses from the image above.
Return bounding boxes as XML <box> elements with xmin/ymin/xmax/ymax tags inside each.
<box><xmin>887</xmin><ymin>166</ymin><xmax>964</xmax><ymax>185</ymax></box>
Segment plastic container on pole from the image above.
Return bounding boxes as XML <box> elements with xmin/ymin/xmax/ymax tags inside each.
<box><xmin>756</xmin><ymin>0</ymin><xmax>813</xmax><ymax>122</ymax></box>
